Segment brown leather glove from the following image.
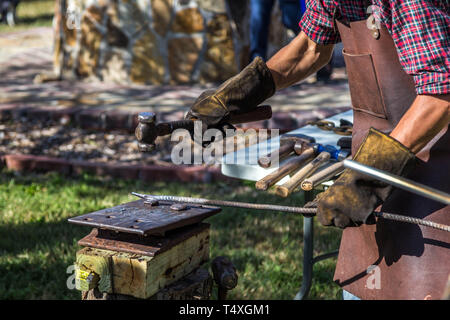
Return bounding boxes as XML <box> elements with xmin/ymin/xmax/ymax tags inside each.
<box><xmin>185</xmin><ymin>57</ymin><xmax>275</xmax><ymax>130</ymax></box>
<box><xmin>316</xmin><ymin>128</ymin><xmax>416</xmax><ymax>228</ymax></box>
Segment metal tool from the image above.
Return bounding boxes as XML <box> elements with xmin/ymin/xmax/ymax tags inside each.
<box><xmin>306</xmin><ymin>119</ymin><xmax>353</xmax><ymax>136</ymax></box>
<box><xmin>257</xmin><ymin>134</ymin><xmax>315</xmax><ymax>168</ymax></box>
<box><xmin>211</xmin><ymin>256</ymin><xmax>238</xmax><ymax>300</ymax></box>
<box><xmin>343</xmin><ymin>159</ymin><xmax>450</xmax><ymax>205</ymax></box>
<box><xmin>135</xmin><ymin>105</ymin><xmax>273</xmax><ymax>152</ymax></box>
<box><xmin>131</xmin><ymin>193</ymin><xmax>450</xmax><ymax>232</ymax></box>
<box><xmin>255</xmin><ymin>148</ymin><xmax>315</xmax><ymax>190</ymax></box>
<box><xmin>301</xmin><ymin>160</ymin><xmax>346</xmax><ymax>191</ymax></box>
<box><xmin>275</xmin><ymin>151</ymin><xmax>331</xmax><ymax>197</ymax></box>
<box><xmin>337</xmin><ymin>136</ymin><xmax>352</xmax><ymax>150</ymax></box>
<box><xmin>303</xmin><ymin>143</ymin><xmax>349</xmax><ymax>161</ymax></box>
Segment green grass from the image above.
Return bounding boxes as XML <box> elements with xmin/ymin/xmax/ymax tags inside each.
<box><xmin>0</xmin><ymin>0</ymin><xmax>54</xmax><ymax>33</ymax></box>
<box><xmin>0</xmin><ymin>168</ymin><xmax>343</xmax><ymax>300</ymax></box>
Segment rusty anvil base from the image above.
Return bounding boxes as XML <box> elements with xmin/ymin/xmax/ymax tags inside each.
<box><xmin>78</xmin><ymin>223</ymin><xmax>210</xmax><ymax>257</ymax></box>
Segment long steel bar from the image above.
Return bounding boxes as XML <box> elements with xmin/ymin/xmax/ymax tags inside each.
<box><xmin>343</xmin><ymin>159</ymin><xmax>450</xmax><ymax>205</ymax></box>
<box><xmin>131</xmin><ymin>192</ymin><xmax>317</xmax><ymax>215</ymax></box>
<box><xmin>131</xmin><ymin>192</ymin><xmax>450</xmax><ymax>232</ymax></box>
<box><xmin>373</xmin><ymin>212</ymin><xmax>449</xmax><ymax>231</ymax></box>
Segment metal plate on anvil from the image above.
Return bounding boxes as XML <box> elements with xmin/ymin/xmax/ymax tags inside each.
<box><xmin>68</xmin><ymin>200</ymin><xmax>221</xmax><ymax>236</ymax></box>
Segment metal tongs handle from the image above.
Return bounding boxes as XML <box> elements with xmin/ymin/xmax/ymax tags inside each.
<box><xmin>343</xmin><ymin>160</ymin><xmax>450</xmax><ymax>205</ymax></box>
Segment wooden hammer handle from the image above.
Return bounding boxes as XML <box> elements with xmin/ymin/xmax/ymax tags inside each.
<box><xmin>226</xmin><ymin>105</ymin><xmax>272</xmax><ymax>124</ymax></box>
<box><xmin>255</xmin><ymin>148</ymin><xmax>315</xmax><ymax>190</ymax></box>
<box><xmin>258</xmin><ymin>141</ymin><xmax>296</xmax><ymax>168</ymax></box>
<box><xmin>156</xmin><ymin>120</ymin><xmax>194</xmax><ymax>136</ymax></box>
<box><xmin>300</xmin><ymin>160</ymin><xmax>345</xmax><ymax>191</ymax></box>
<box><xmin>156</xmin><ymin>105</ymin><xmax>273</xmax><ymax>136</ymax></box>
<box><xmin>275</xmin><ymin>151</ymin><xmax>331</xmax><ymax>198</ymax></box>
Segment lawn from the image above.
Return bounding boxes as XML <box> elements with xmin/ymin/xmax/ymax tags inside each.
<box><xmin>0</xmin><ymin>168</ymin><xmax>343</xmax><ymax>300</ymax></box>
<box><xmin>0</xmin><ymin>0</ymin><xmax>54</xmax><ymax>32</ymax></box>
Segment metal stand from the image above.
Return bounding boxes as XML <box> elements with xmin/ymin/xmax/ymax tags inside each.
<box><xmin>294</xmin><ymin>190</ymin><xmax>339</xmax><ymax>300</ymax></box>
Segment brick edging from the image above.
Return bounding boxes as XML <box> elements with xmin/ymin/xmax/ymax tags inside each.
<box><xmin>0</xmin><ymin>104</ymin><xmax>351</xmax><ymax>133</ymax></box>
<box><xmin>1</xmin><ymin>154</ymin><xmax>233</xmax><ymax>183</ymax></box>
<box><xmin>0</xmin><ymin>105</ymin><xmax>139</xmax><ymax>133</ymax></box>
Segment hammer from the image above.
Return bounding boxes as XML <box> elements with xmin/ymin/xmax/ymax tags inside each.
<box><xmin>275</xmin><ymin>151</ymin><xmax>331</xmax><ymax>197</ymax></box>
<box><xmin>135</xmin><ymin>105</ymin><xmax>273</xmax><ymax>152</ymax></box>
<box><xmin>255</xmin><ymin>147</ymin><xmax>315</xmax><ymax>191</ymax></box>
<box><xmin>272</xmin><ymin>144</ymin><xmax>350</xmax><ymax>197</ymax></box>
<box><xmin>304</xmin><ymin>143</ymin><xmax>349</xmax><ymax>161</ymax></box>
<box><xmin>257</xmin><ymin>133</ymin><xmax>316</xmax><ymax>168</ymax></box>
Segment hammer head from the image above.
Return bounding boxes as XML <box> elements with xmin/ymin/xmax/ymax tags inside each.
<box><xmin>135</xmin><ymin>112</ymin><xmax>157</xmax><ymax>152</ymax></box>
<box><xmin>280</xmin><ymin>133</ymin><xmax>315</xmax><ymax>155</ymax></box>
<box><xmin>280</xmin><ymin>133</ymin><xmax>315</xmax><ymax>144</ymax></box>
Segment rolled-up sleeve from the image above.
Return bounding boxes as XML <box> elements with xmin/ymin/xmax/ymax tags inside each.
<box><xmin>376</xmin><ymin>0</ymin><xmax>449</xmax><ymax>95</ymax></box>
<box><xmin>395</xmin><ymin>1</ymin><xmax>449</xmax><ymax>95</ymax></box>
<box><xmin>299</xmin><ymin>0</ymin><xmax>449</xmax><ymax>94</ymax></box>
<box><xmin>299</xmin><ymin>0</ymin><xmax>340</xmax><ymax>44</ymax></box>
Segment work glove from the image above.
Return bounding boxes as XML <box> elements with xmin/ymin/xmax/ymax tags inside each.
<box><xmin>185</xmin><ymin>56</ymin><xmax>275</xmax><ymax>132</ymax></box>
<box><xmin>316</xmin><ymin>128</ymin><xmax>416</xmax><ymax>228</ymax></box>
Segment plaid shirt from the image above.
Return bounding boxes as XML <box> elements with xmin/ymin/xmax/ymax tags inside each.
<box><xmin>300</xmin><ymin>0</ymin><xmax>450</xmax><ymax>95</ymax></box>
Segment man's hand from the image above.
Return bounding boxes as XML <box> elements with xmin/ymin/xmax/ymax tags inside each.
<box><xmin>317</xmin><ymin>94</ymin><xmax>449</xmax><ymax>228</ymax></box>
<box><xmin>185</xmin><ymin>31</ymin><xmax>335</xmax><ymax>130</ymax></box>
<box><xmin>185</xmin><ymin>57</ymin><xmax>275</xmax><ymax>131</ymax></box>
<box><xmin>316</xmin><ymin>128</ymin><xmax>416</xmax><ymax>228</ymax></box>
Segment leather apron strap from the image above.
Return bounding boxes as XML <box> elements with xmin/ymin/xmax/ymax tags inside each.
<box><xmin>333</xmin><ymin>18</ymin><xmax>450</xmax><ymax>300</ymax></box>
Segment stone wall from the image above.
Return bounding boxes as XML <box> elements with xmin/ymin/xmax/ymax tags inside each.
<box><xmin>53</xmin><ymin>0</ymin><xmax>292</xmax><ymax>84</ymax></box>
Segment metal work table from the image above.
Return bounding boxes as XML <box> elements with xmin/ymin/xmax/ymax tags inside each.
<box><xmin>221</xmin><ymin>109</ymin><xmax>353</xmax><ymax>300</ymax></box>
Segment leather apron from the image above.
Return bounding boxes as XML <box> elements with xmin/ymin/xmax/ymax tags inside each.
<box><xmin>333</xmin><ymin>19</ymin><xmax>450</xmax><ymax>300</ymax></box>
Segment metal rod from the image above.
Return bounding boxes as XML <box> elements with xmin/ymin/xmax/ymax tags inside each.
<box><xmin>343</xmin><ymin>159</ymin><xmax>450</xmax><ymax>205</ymax></box>
<box><xmin>294</xmin><ymin>216</ymin><xmax>313</xmax><ymax>300</ymax></box>
<box><xmin>131</xmin><ymin>192</ymin><xmax>317</xmax><ymax>215</ymax></box>
<box><xmin>294</xmin><ymin>190</ymin><xmax>315</xmax><ymax>300</ymax></box>
<box><xmin>131</xmin><ymin>192</ymin><xmax>450</xmax><ymax>232</ymax></box>
<box><xmin>373</xmin><ymin>212</ymin><xmax>450</xmax><ymax>232</ymax></box>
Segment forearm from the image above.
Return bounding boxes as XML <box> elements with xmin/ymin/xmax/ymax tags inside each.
<box><xmin>390</xmin><ymin>94</ymin><xmax>450</xmax><ymax>154</ymax></box>
<box><xmin>266</xmin><ymin>32</ymin><xmax>335</xmax><ymax>90</ymax></box>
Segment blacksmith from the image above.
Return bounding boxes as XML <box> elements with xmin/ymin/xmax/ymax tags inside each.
<box><xmin>185</xmin><ymin>0</ymin><xmax>449</xmax><ymax>299</ymax></box>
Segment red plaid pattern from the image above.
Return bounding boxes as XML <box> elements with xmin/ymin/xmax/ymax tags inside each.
<box><xmin>299</xmin><ymin>0</ymin><xmax>450</xmax><ymax>94</ymax></box>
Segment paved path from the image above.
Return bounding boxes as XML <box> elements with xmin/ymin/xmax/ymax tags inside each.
<box><xmin>0</xmin><ymin>27</ymin><xmax>54</xmax><ymax>63</ymax></box>
<box><xmin>0</xmin><ymin>27</ymin><xmax>351</xmax><ymax>127</ymax></box>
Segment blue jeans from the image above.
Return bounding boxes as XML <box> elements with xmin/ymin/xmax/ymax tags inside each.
<box><xmin>250</xmin><ymin>0</ymin><xmax>303</xmax><ymax>61</ymax></box>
